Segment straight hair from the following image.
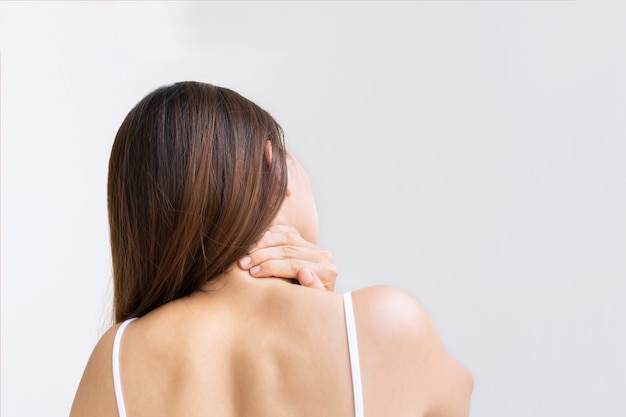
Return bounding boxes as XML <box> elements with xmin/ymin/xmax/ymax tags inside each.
<box><xmin>108</xmin><ymin>82</ymin><xmax>288</xmax><ymax>322</ymax></box>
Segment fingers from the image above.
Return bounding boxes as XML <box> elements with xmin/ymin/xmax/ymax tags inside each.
<box><xmin>241</xmin><ymin>257</ymin><xmax>316</xmax><ymax>279</ymax></box>
<box><xmin>250</xmin><ymin>225</ymin><xmax>316</xmax><ymax>252</ymax></box>
<box><xmin>317</xmin><ymin>265</ymin><xmax>337</xmax><ymax>291</ymax></box>
<box><xmin>244</xmin><ymin>244</ymin><xmax>330</xmax><ymax>270</ymax></box>
<box><xmin>240</xmin><ymin>256</ymin><xmax>337</xmax><ymax>291</ymax></box>
<box><xmin>297</xmin><ymin>269</ymin><xmax>326</xmax><ymax>290</ymax></box>
<box><xmin>239</xmin><ymin>226</ymin><xmax>338</xmax><ymax>292</ymax></box>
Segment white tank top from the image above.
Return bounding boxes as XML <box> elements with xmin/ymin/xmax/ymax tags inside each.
<box><xmin>112</xmin><ymin>292</ymin><xmax>364</xmax><ymax>417</ymax></box>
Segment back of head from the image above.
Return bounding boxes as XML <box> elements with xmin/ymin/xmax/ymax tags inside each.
<box><xmin>108</xmin><ymin>81</ymin><xmax>288</xmax><ymax>322</ymax></box>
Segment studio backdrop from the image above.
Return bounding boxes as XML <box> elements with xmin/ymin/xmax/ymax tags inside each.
<box><xmin>1</xmin><ymin>2</ymin><xmax>624</xmax><ymax>417</ymax></box>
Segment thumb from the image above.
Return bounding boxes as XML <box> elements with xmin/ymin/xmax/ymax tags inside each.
<box><xmin>297</xmin><ymin>269</ymin><xmax>325</xmax><ymax>290</ymax></box>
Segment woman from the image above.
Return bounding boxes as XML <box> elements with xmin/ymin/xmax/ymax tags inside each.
<box><xmin>70</xmin><ymin>82</ymin><xmax>473</xmax><ymax>417</ymax></box>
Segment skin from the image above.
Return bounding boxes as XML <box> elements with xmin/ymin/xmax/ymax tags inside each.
<box><xmin>239</xmin><ymin>149</ymin><xmax>337</xmax><ymax>291</ymax></box>
<box><xmin>238</xmin><ymin>141</ymin><xmax>338</xmax><ymax>291</ymax></box>
<box><xmin>239</xmin><ymin>224</ymin><xmax>337</xmax><ymax>291</ymax></box>
<box><xmin>70</xmin><ymin>153</ymin><xmax>473</xmax><ymax>417</ymax></box>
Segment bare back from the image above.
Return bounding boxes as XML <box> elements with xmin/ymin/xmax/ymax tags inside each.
<box><xmin>70</xmin><ymin>274</ymin><xmax>473</xmax><ymax>417</ymax></box>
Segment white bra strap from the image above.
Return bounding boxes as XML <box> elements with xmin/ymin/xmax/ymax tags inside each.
<box><xmin>343</xmin><ymin>292</ymin><xmax>364</xmax><ymax>417</ymax></box>
<box><xmin>112</xmin><ymin>318</ymin><xmax>137</xmax><ymax>417</ymax></box>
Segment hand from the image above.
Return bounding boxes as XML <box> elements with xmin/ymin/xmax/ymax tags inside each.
<box><xmin>238</xmin><ymin>225</ymin><xmax>337</xmax><ymax>291</ymax></box>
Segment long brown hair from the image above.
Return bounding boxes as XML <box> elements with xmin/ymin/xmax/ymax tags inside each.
<box><xmin>108</xmin><ymin>82</ymin><xmax>288</xmax><ymax>322</ymax></box>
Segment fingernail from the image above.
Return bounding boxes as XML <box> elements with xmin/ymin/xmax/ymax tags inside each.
<box><xmin>302</xmin><ymin>270</ymin><xmax>313</xmax><ymax>284</ymax></box>
<box><xmin>250</xmin><ymin>265</ymin><xmax>261</xmax><ymax>275</ymax></box>
<box><xmin>264</xmin><ymin>230</ymin><xmax>271</xmax><ymax>238</ymax></box>
<box><xmin>240</xmin><ymin>257</ymin><xmax>251</xmax><ymax>268</ymax></box>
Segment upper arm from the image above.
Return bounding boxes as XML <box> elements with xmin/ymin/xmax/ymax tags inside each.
<box><xmin>69</xmin><ymin>325</ymin><xmax>120</xmax><ymax>417</ymax></box>
<box><xmin>352</xmin><ymin>286</ymin><xmax>473</xmax><ymax>417</ymax></box>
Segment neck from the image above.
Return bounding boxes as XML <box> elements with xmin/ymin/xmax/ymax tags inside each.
<box><xmin>197</xmin><ymin>263</ymin><xmax>297</xmax><ymax>295</ymax></box>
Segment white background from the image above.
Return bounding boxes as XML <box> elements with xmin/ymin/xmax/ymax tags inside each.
<box><xmin>1</xmin><ymin>1</ymin><xmax>625</xmax><ymax>416</ymax></box>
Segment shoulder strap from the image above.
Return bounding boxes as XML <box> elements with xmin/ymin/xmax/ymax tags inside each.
<box><xmin>343</xmin><ymin>292</ymin><xmax>364</xmax><ymax>417</ymax></box>
<box><xmin>112</xmin><ymin>318</ymin><xmax>137</xmax><ymax>417</ymax></box>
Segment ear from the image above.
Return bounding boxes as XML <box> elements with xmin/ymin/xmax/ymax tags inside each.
<box><xmin>264</xmin><ymin>140</ymin><xmax>273</xmax><ymax>167</ymax></box>
<box><xmin>267</xmin><ymin>140</ymin><xmax>292</xmax><ymax>197</ymax></box>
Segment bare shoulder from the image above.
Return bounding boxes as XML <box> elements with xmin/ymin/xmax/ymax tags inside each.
<box><xmin>350</xmin><ymin>285</ymin><xmax>439</xmax><ymax>353</ymax></box>
<box><xmin>351</xmin><ymin>286</ymin><xmax>474</xmax><ymax>417</ymax></box>
<box><xmin>351</xmin><ymin>285</ymin><xmax>431</xmax><ymax>334</ymax></box>
<box><xmin>69</xmin><ymin>324</ymin><xmax>120</xmax><ymax>417</ymax></box>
